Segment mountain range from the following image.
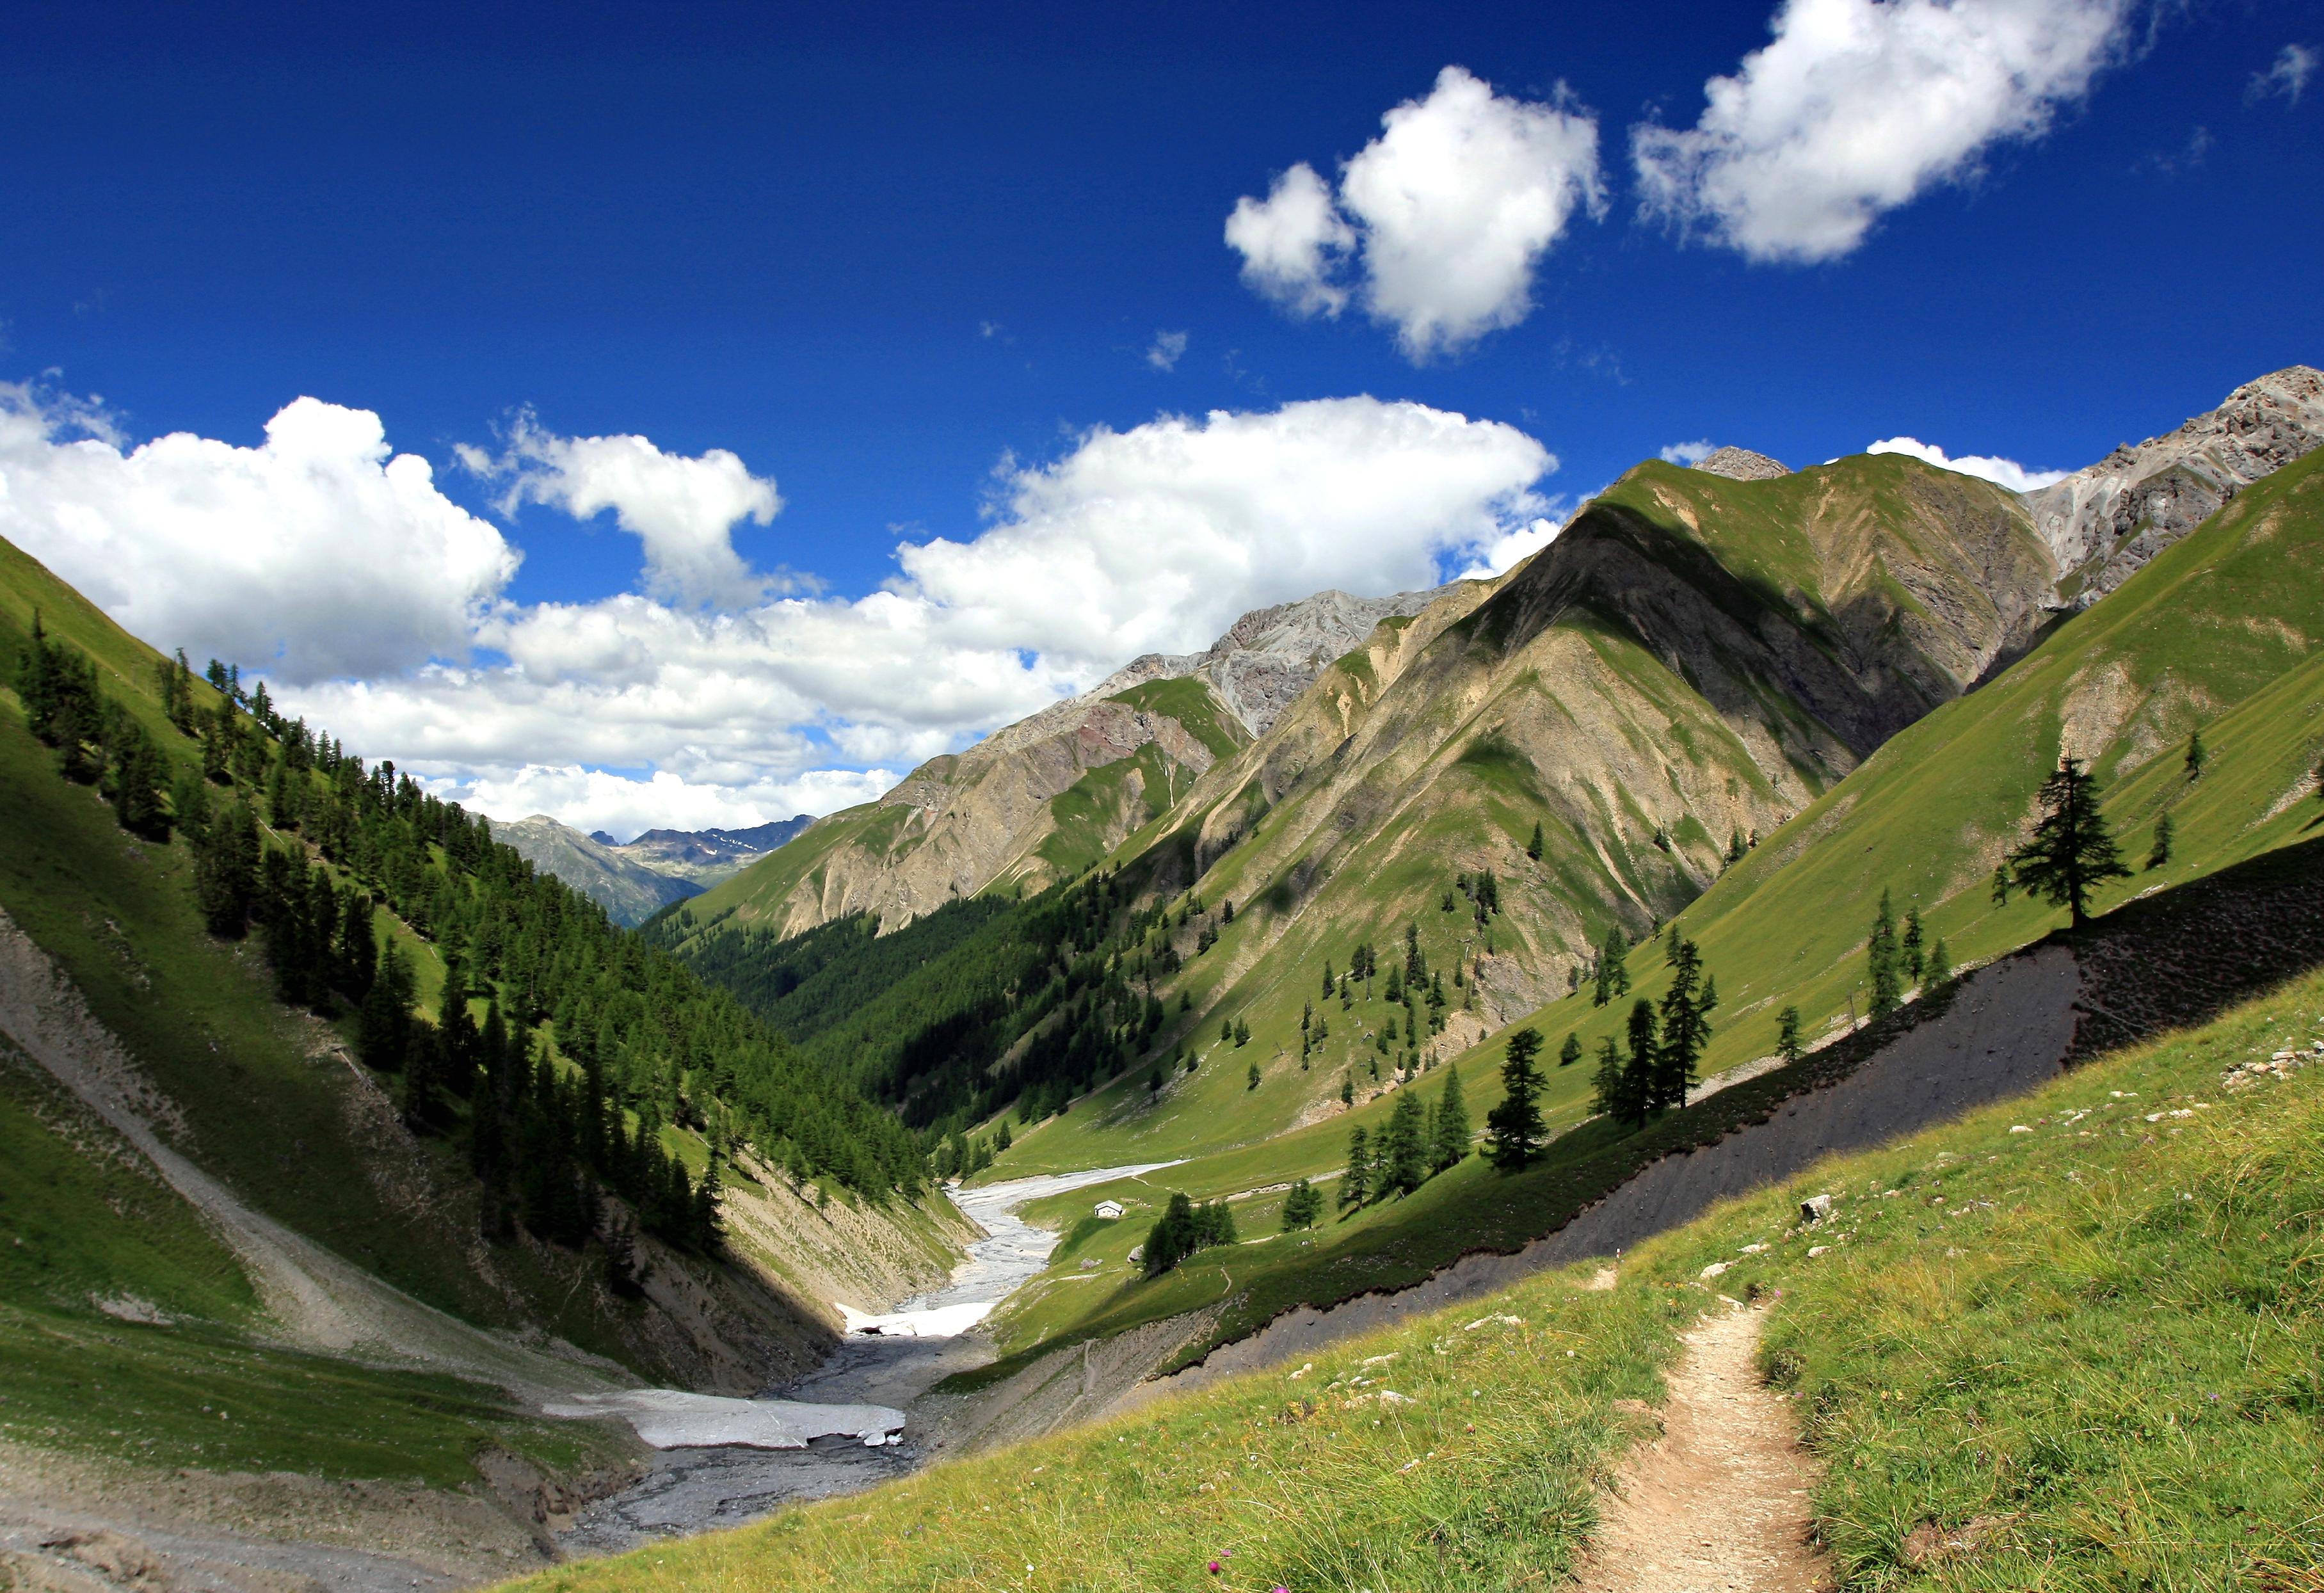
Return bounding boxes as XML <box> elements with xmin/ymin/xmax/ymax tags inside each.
<box><xmin>498</xmin><ymin>813</ymin><xmax>812</xmax><ymax>925</ymax></box>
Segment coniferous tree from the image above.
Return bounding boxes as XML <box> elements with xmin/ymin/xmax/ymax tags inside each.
<box><xmin>2147</xmin><ymin>812</ymin><xmax>2174</xmax><ymax>870</ymax></box>
<box><xmin>1384</xmin><ymin>1089</ymin><xmax>1428</xmax><ymax>1194</ymax></box>
<box><xmin>1654</xmin><ymin>938</ymin><xmax>1713</xmax><ymax>1112</ymax></box>
<box><xmin>1923</xmin><ymin>938</ymin><xmax>1952</xmax><ymax>989</ymax></box>
<box><xmin>1591</xmin><ymin>1034</ymin><xmax>1626</xmax><ymax>1121</ymax></box>
<box><xmin>1775</xmin><ymin>1005</ymin><xmax>1804</xmax><ymax>1066</ymax></box>
<box><xmin>1341</xmin><ymin>1126</ymin><xmax>1371</xmax><ymax>1208</ymax></box>
<box><xmin>1281</xmin><ymin>1178</ymin><xmax>1322</xmax><ymax>1231</ymax></box>
<box><xmin>357</xmin><ymin>943</ymin><xmax>415</xmax><ymax>1071</ymax></box>
<box><xmin>1431</xmin><ymin>1066</ymin><xmax>1469</xmax><ymax>1171</ymax></box>
<box><xmin>1591</xmin><ymin>926</ymin><xmax>1631</xmax><ymax>1006</ymax></box>
<box><xmin>1866</xmin><ymin>890</ymin><xmax>1903</xmax><ymax>1021</ymax></box>
<box><xmin>1246</xmin><ymin>1058</ymin><xmax>1261</xmax><ymax>1090</ymax></box>
<box><xmin>1901</xmin><ymin>909</ymin><xmax>1925</xmax><ymax>984</ymax></box>
<box><xmin>1527</xmin><ymin>820</ymin><xmax>1544</xmax><ymax>860</ymax></box>
<box><xmin>2002</xmin><ymin>757</ymin><xmax>2131</xmax><ymax>929</ymax></box>
<box><xmin>2184</xmin><ymin>730</ymin><xmax>2206</xmax><ymax>780</ymax></box>
<box><xmin>193</xmin><ymin>799</ymin><xmax>260</xmax><ymax>936</ymax></box>
<box><xmin>1486</xmin><ymin>1028</ymin><xmax>1547</xmax><ymax>1169</ymax></box>
<box><xmin>1623</xmin><ymin>998</ymin><xmax>1660</xmax><ymax>1125</ymax></box>
<box><xmin>1558</xmin><ymin>1031</ymin><xmax>1582</xmax><ymax>1069</ymax></box>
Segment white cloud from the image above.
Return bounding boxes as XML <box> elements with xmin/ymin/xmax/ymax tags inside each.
<box><xmin>1338</xmin><ymin>67</ymin><xmax>1605</xmax><ymax>358</ymax></box>
<box><xmin>1229</xmin><ymin>68</ymin><xmax>1604</xmax><ymax>358</ymax></box>
<box><xmin>1867</xmin><ymin>435</ymin><xmax>2067</xmax><ymax>492</ymax></box>
<box><xmin>0</xmin><ymin>384</ymin><xmax>516</xmax><ymax>682</ymax></box>
<box><xmin>1224</xmin><ymin>163</ymin><xmax>1355</xmax><ymax>317</ymax></box>
<box><xmin>1146</xmin><ymin>330</ymin><xmax>1190</xmax><ymax>371</ymax></box>
<box><xmin>437</xmin><ymin>765</ymin><xmax>897</xmax><ymax>840</ymax></box>
<box><xmin>457</xmin><ymin>413</ymin><xmax>782</xmax><ymax>609</ymax></box>
<box><xmin>1455</xmin><ymin>514</ymin><xmax>1568</xmax><ymax>579</ymax></box>
<box><xmin>1633</xmin><ymin>0</ymin><xmax>2133</xmax><ymax>262</ymax></box>
<box><xmin>1660</xmin><ymin>438</ymin><xmax>1716</xmax><ymax>465</ymax></box>
<box><xmin>14</xmin><ymin>388</ymin><xmax>1553</xmax><ymax>833</ymax></box>
<box><xmin>2248</xmin><ymin>42</ymin><xmax>2316</xmax><ymax>106</ymax></box>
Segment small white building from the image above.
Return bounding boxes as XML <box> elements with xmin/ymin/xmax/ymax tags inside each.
<box><xmin>1094</xmin><ymin>1199</ymin><xmax>1125</xmax><ymax>1219</ymax></box>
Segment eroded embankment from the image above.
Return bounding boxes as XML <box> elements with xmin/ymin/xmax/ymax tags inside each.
<box><xmin>1128</xmin><ymin>835</ymin><xmax>2324</xmax><ymax>1406</ymax></box>
<box><xmin>1124</xmin><ymin>943</ymin><xmax>2081</xmax><ymax>1405</ymax></box>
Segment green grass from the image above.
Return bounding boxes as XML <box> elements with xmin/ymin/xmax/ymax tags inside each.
<box><xmin>0</xmin><ymin>1303</ymin><xmax>621</xmax><ymax>1484</ymax></box>
<box><xmin>1108</xmin><ymin>677</ymin><xmax>1249</xmax><ymax>762</ymax></box>
<box><xmin>498</xmin><ymin>938</ymin><xmax>2324</xmax><ymax>1593</ymax></box>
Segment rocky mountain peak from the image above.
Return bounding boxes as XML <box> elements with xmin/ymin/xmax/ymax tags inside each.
<box><xmin>1092</xmin><ymin>584</ymin><xmax>1454</xmax><ymax>739</ymax></box>
<box><xmin>2024</xmin><ymin>364</ymin><xmax>2324</xmax><ymax>608</ymax></box>
<box><xmin>1691</xmin><ymin>446</ymin><xmax>1790</xmax><ymax>482</ymax></box>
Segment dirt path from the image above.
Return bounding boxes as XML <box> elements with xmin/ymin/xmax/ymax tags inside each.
<box><xmin>1571</xmin><ymin>1301</ymin><xmax>1831</xmax><ymax>1593</ymax></box>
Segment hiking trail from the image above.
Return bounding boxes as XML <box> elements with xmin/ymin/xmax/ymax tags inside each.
<box><xmin>1571</xmin><ymin>1301</ymin><xmax>1832</xmax><ymax>1593</ymax></box>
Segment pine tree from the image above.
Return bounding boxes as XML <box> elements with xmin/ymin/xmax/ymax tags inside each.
<box><xmin>1592</xmin><ymin>926</ymin><xmax>1631</xmax><ymax>1007</ymax></box>
<box><xmin>357</xmin><ymin>943</ymin><xmax>415</xmax><ymax>1071</ymax></box>
<box><xmin>1486</xmin><ymin>1029</ymin><xmax>1547</xmax><ymax>1169</ymax></box>
<box><xmin>2184</xmin><ymin>730</ymin><xmax>2206</xmax><ymax>780</ymax></box>
<box><xmin>2147</xmin><ymin>812</ymin><xmax>2174</xmax><ymax>870</ymax></box>
<box><xmin>1431</xmin><ymin>1067</ymin><xmax>1469</xmax><ymax>1170</ymax></box>
<box><xmin>1384</xmin><ymin>1090</ymin><xmax>1427</xmax><ymax>1194</ymax></box>
<box><xmin>1341</xmin><ymin>1126</ymin><xmax>1371</xmax><ymax>1208</ymax></box>
<box><xmin>1340</xmin><ymin>1072</ymin><xmax>1354</xmax><ymax>1105</ymax></box>
<box><xmin>1558</xmin><ymin>1031</ymin><xmax>1582</xmax><ymax>1069</ymax></box>
<box><xmin>1901</xmin><ymin>909</ymin><xmax>1925</xmax><ymax>984</ymax></box>
<box><xmin>193</xmin><ymin>799</ymin><xmax>259</xmax><ymax>936</ymax></box>
<box><xmin>1623</xmin><ymin>998</ymin><xmax>1661</xmax><ymax>1125</ymax></box>
<box><xmin>1775</xmin><ymin>1005</ymin><xmax>1804</xmax><ymax>1066</ymax></box>
<box><xmin>1866</xmin><ymin>890</ymin><xmax>1902</xmax><ymax>1021</ymax></box>
<box><xmin>2002</xmin><ymin>757</ymin><xmax>2131</xmax><ymax>929</ymax></box>
<box><xmin>1527</xmin><ymin>820</ymin><xmax>1544</xmax><ymax>861</ymax></box>
<box><xmin>1923</xmin><ymin>938</ymin><xmax>1952</xmax><ymax>988</ymax></box>
<box><xmin>1281</xmin><ymin>1178</ymin><xmax>1322</xmax><ymax>1231</ymax></box>
<box><xmin>1246</xmin><ymin>1058</ymin><xmax>1261</xmax><ymax>1091</ymax></box>
<box><xmin>1233</xmin><ymin>1018</ymin><xmax>1250</xmax><ymax>1047</ymax></box>
<box><xmin>1654</xmin><ymin>938</ymin><xmax>1713</xmax><ymax>1112</ymax></box>
<box><xmin>1590</xmin><ymin>1033</ymin><xmax>1624</xmax><ymax>1119</ymax></box>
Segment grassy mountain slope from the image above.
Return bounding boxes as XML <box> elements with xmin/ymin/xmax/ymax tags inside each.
<box><xmin>675</xmin><ymin>676</ymin><xmax>1251</xmax><ymax>942</ymax></box>
<box><xmin>981</xmin><ymin>453</ymin><xmax>2055</xmax><ymax>1168</ymax></box>
<box><xmin>948</xmin><ymin>448</ymin><xmax>2324</xmax><ymax>1369</ymax></box>
<box><xmin>0</xmin><ymin>535</ymin><xmax>972</xmax><ymax>1533</ymax></box>
<box><xmin>506</xmin><ymin>941</ymin><xmax>2324</xmax><ymax>1592</ymax></box>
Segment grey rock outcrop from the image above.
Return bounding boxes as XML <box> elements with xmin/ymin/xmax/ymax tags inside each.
<box><xmin>2023</xmin><ymin>365</ymin><xmax>2324</xmax><ymax>608</ymax></box>
<box><xmin>1691</xmin><ymin>447</ymin><xmax>1791</xmax><ymax>483</ymax></box>
<box><xmin>618</xmin><ymin>818</ymin><xmax>812</xmax><ymax>884</ymax></box>
<box><xmin>1086</xmin><ymin>586</ymin><xmax>1454</xmax><ymax>739</ymax></box>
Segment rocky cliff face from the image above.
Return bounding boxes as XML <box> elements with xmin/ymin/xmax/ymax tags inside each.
<box><xmin>1088</xmin><ymin>586</ymin><xmax>1452</xmax><ymax>737</ymax></box>
<box><xmin>1691</xmin><ymin>446</ymin><xmax>1791</xmax><ymax>482</ymax></box>
<box><xmin>2024</xmin><ymin>365</ymin><xmax>2324</xmax><ymax>608</ymax></box>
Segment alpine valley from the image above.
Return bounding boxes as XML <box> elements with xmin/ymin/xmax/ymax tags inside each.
<box><xmin>5</xmin><ymin>365</ymin><xmax>2323</xmax><ymax>1592</ymax></box>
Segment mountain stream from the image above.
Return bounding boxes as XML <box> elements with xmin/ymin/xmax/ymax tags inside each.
<box><xmin>559</xmin><ymin>1162</ymin><xmax>1178</xmax><ymax>1555</ymax></box>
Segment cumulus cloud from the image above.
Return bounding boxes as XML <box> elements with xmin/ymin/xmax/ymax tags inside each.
<box><xmin>1146</xmin><ymin>330</ymin><xmax>1189</xmax><ymax>371</ymax></box>
<box><xmin>1660</xmin><ymin>438</ymin><xmax>1716</xmax><ymax>465</ymax></box>
<box><xmin>433</xmin><ymin>765</ymin><xmax>897</xmax><ymax>844</ymax></box>
<box><xmin>0</xmin><ymin>384</ymin><xmax>516</xmax><ymax>682</ymax></box>
<box><xmin>1455</xmin><ymin>513</ymin><xmax>1569</xmax><ymax>579</ymax></box>
<box><xmin>1633</xmin><ymin>0</ymin><xmax>2134</xmax><ymax>262</ymax></box>
<box><xmin>457</xmin><ymin>413</ymin><xmax>781</xmax><ymax>608</ymax></box>
<box><xmin>2248</xmin><ymin>42</ymin><xmax>2316</xmax><ymax>106</ymax></box>
<box><xmin>6</xmin><ymin>384</ymin><xmax>1557</xmax><ymax>832</ymax></box>
<box><xmin>1868</xmin><ymin>435</ymin><xmax>2067</xmax><ymax>492</ymax></box>
<box><xmin>1228</xmin><ymin>67</ymin><xmax>1603</xmax><ymax>358</ymax></box>
<box><xmin>1224</xmin><ymin>163</ymin><xmax>1355</xmax><ymax>317</ymax></box>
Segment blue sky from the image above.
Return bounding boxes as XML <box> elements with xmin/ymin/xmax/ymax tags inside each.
<box><xmin>3</xmin><ymin>0</ymin><xmax>2318</xmax><ymax>836</ymax></box>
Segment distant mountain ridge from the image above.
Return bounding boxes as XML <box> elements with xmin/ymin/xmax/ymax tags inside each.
<box><xmin>673</xmin><ymin>586</ymin><xmax>1456</xmax><ymax>938</ymax></box>
<box><xmin>498</xmin><ymin>813</ymin><xmax>812</xmax><ymax>924</ymax></box>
